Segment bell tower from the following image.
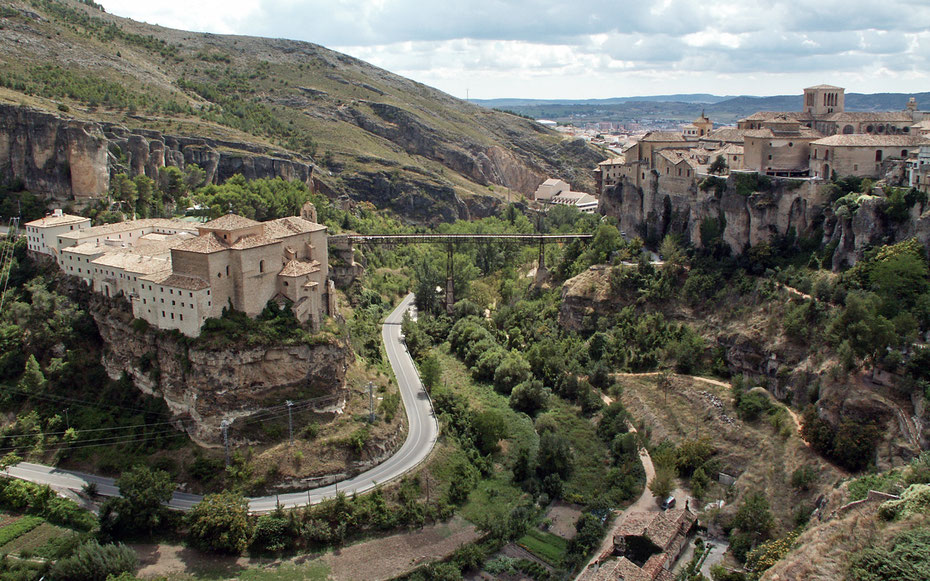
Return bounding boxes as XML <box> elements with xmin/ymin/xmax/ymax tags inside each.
<box><xmin>803</xmin><ymin>85</ymin><xmax>845</xmax><ymax>115</ymax></box>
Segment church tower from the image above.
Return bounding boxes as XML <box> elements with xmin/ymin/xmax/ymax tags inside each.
<box><xmin>803</xmin><ymin>85</ymin><xmax>845</xmax><ymax>115</ymax></box>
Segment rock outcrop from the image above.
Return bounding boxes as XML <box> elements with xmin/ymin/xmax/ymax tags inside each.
<box><xmin>0</xmin><ymin>104</ymin><xmax>315</xmax><ymax>201</ymax></box>
<box><xmin>599</xmin><ymin>174</ymin><xmax>828</xmax><ymax>254</ymax></box>
<box><xmin>0</xmin><ymin>104</ymin><xmax>109</xmax><ymax>201</ymax></box>
<box><xmin>89</xmin><ymin>294</ymin><xmax>350</xmax><ymax>445</ymax></box>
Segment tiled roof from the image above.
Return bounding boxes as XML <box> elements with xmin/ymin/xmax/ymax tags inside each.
<box><xmin>740</xmin><ymin>111</ymin><xmax>807</xmax><ymax>122</ymax></box>
<box><xmin>806</xmin><ymin>84</ymin><xmax>843</xmax><ymax>90</ymax></box>
<box><xmin>61</xmin><ymin>242</ymin><xmax>109</xmax><ymax>256</ymax></box>
<box><xmin>142</xmin><ymin>272</ymin><xmax>210</xmax><ymax>291</ymax></box>
<box><xmin>58</xmin><ymin>218</ymin><xmax>196</xmax><ymax>240</ymax></box>
<box><xmin>811</xmin><ymin>134</ymin><xmax>928</xmax><ymax>147</ymax></box>
<box><xmin>599</xmin><ymin>157</ymin><xmax>627</xmax><ymax>166</ymax></box>
<box><xmin>743</xmin><ymin>127</ymin><xmax>822</xmax><ymax>139</ymax></box>
<box><xmin>173</xmin><ymin>232</ymin><xmax>228</xmax><ymax>254</ymax></box>
<box><xmin>824</xmin><ymin>111</ymin><xmax>912</xmax><ymax>123</ymax></box>
<box><xmin>279</xmin><ymin>259</ymin><xmax>321</xmax><ymax>277</ymax></box>
<box><xmin>229</xmin><ymin>234</ymin><xmax>279</xmax><ymax>250</ymax></box>
<box><xmin>702</xmin><ymin>127</ymin><xmax>748</xmax><ymax>143</ymax></box>
<box><xmin>265</xmin><ymin>216</ymin><xmax>326</xmax><ymax>238</ymax></box>
<box><xmin>200</xmin><ymin>214</ymin><xmax>261</xmax><ymax>231</ymax></box>
<box><xmin>657</xmin><ymin>150</ymin><xmax>701</xmax><ymax>168</ymax></box>
<box><xmin>92</xmin><ymin>253</ymin><xmax>170</xmax><ymax>275</ymax></box>
<box><xmin>25</xmin><ymin>214</ymin><xmax>88</xmax><ymax>228</ymax></box>
<box><xmin>642</xmin><ymin>131</ymin><xmax>687</xmax><ymax>142</ymax></box>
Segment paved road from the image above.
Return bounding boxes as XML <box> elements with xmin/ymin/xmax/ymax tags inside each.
<box><xmin>4</xmin><ymin>293</ymin><xmax>439</xmax><ymax>513</ymax></box>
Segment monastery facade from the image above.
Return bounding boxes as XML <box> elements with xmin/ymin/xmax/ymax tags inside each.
<box><xmin>595</xmin><ymin>85</ymin><xmax>930</xmax><ymax>195</ymax></box>
<box><xmin>26</xmin><ymin>204</ymin><xmax>331</xmax><ymax>337</ymax></box>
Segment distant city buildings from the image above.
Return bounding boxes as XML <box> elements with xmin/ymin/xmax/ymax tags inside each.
<box><xmin>25</xmin><ymin>203</ymin><xmax>332</xmax><ymax>337</ymax></box>
<box><xmin>594</xmin><ymin>85</ymin><xmax>930</xmax><ymax>195</ymax></box>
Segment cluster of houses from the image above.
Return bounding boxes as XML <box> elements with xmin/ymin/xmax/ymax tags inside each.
<box><xmin>594</xmin><ymin>85</ymin><xmax>930</xmax><ymax>197</ymax></box>
<box><xmin>23</xmin><ymin>204</ymin><xmax>332</xmax><ymax>337</ymax></box>
<box><xmin>580</xmin><ymin>505</ymin><xmax>698</xmax><ymax>581</ymax></box>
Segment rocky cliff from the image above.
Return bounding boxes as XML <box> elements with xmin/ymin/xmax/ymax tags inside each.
<box><xmin>600</xmin><ymin>174</ymin><xmax>828</xmax><ymax>254</ymax></box>
<box><xmin>0</xmin><ymin>104</ymin><xmax>315</xmax><ymax>201</ymax></box>
<box><xmin>88</xmin><ymin>295</ymin><xmax>350</xmax><ymax>445</ymax></box>
<box><xmin>601</xmin><ymin>173</ymin><xmax>930</xmax><ymax>269</ymax></box>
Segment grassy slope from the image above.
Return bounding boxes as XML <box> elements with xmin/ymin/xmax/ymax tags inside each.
<box><xmin>616</xmin><ymin>374</ymin><xmax>844</xmax><ymax>534</ymax></box>
<box><xmin>0</xmin><ymin>0</ymin><xmax>603</xmax><ymax>209</ymax></box>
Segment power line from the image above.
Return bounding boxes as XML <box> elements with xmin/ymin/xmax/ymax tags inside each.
<box><xmin>0</xmin><ymin>384</ymin><xmax>170</xmax><ymax>417</ymax></box>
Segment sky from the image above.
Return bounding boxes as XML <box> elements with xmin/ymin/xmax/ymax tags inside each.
<box><xmin>97</xmin><ymin>0</ymin><xmax>930</xmax><ymax>100</ymax></box>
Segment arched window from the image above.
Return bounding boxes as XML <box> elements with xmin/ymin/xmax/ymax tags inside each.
<box><xmin>259</xmin><ymin>260</ymin><xmax>265</xmax><ymax>273</ymax></box>
<box><xmin>875</xmin><ymin>150</ymin><xmax>883</xmax><ymax>162</ymax></box>
<box><xmin>226</xmin><ymin>265</ymin><xmax>230</xmax><ymax>276</ymax></box>
<box><xmin>902</xmin><ymin>150</ymin><xmax>909</xmax><ymax>157</ymax></box>
<box><xmin>843</xmin><ymin>125</ymin><xmax>854</xmax><ymax>134</ymax></box>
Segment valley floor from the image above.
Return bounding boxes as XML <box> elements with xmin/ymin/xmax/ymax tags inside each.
<box><xmin>132</xmin><ymin>516</ymin><xmax>479</xmax><ymax>580</ymax></box>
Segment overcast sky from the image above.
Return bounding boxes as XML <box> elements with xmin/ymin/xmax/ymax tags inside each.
<box><xmin>97</xmin><ymin>0</ymin><xmax>930</xmax><ymax>100</ymax></box>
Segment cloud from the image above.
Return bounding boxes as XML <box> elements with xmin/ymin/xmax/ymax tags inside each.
<box><xmin>96</xmin><ymin>0</ymin><xmax>930</xmax><ymax>98</ymax></box>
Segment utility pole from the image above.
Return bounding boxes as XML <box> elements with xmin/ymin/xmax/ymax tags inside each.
<box><xmin>221</xmin><ymin>419</ymin><xmax>230</xmax><ymax>467</ymax></box>
<box><xmin>286</xmin><ymin>400</ymin><xmax>294</xmax><ymax>447</ymax></box>
<box><xmin>368</xmin><ymin>382</ymin><xmax>375</xmax><ymax>423</ymax></box>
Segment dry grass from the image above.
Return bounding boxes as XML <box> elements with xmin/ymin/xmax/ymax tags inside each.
<box><xmin>761</xmin><ymin>502</ymin><xmax>929</xmax><ymax>581</ymax></box>
<box><xmin>617</xmin><ymin>373</ymin><xmax>844</xmax><ymax>534</ymax></box>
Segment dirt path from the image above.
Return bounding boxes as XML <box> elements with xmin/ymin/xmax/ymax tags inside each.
<box><xmin>133</xmin><ymin>517</ymin><xmax>480</xmax><ymax>580</ymax></box>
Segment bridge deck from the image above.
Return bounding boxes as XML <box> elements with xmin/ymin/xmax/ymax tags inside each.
<box><xmin>345</xmin><ymin>233</ymin><xmax>593</xmax><ymax>243</ymax></box>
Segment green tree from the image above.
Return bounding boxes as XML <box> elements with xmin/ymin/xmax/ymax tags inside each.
<box><xmin>708</xmin><ymin>155</ymin><xmax>728</xmax><ymax>175</ymax></box>
<box><xmin>188</xmin><ymin>491</ymin><xmax>252</xmax><ymax>554</ymax></box>
<box><xmin>116</xmin><ymin>465</ymin><xmax>175</xmax><ymax>532</ymax></box>
<box><xmin>536</xmin><ymin>432</ymin><xmax>573</xmax><ymax>480</ymax></box>
<box><xmin>732</xmin><ymin>491</ymin><xmax>773</xmax><ymax>547</ymax></box>
<box><xmin>18</xmin><ymin>354</ymin><xmax>45</xmax><ymax>393</ymax></box>
<box><xmin>509</xmin><ymin>379</ymin><xmax>548</xmax><ymax>415</ymax></box>
<box><xmin>419</xmin><ymin>353</ymin><xmax>441</xmax><ymax>393</ymax></box>
<box><xmin>648</xmin><ymin>466</ymin><xmax>675</xmax><ymax>501</ymax></box>
<box><xmin>473</xmin><ymin>410</ymin><xmax>507</xmax><ymax>455</ymax></box>
<box><xmin>493</xmin><ymin>352</ymin><xmax>531</xmax><ymax>395</ymax></box>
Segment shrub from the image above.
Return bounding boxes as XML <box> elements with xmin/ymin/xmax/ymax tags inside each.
<box><xmin>790</xmin><ymin>465</ymin><xmax>817</xmax><ymax>491</ymax></box>
<box><xmin>737</xmin><ymin>390</ymin><xmax>771</xmax><ymax>421</ymax></box>
<box><xmin>50</xmin><ymin>541</ymin><xmax>138</xmax><ymax>581</ymax></box>
<box><xmin>187</xmin><ymin>491</ymin><xmax>252</xmax><ymax>554</ymax></box>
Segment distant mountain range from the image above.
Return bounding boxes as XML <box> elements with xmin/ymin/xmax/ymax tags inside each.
<box><xmin>476</xmin><ymin>92</ymin><xmax>930</xmax><ymax>125</ymax></box>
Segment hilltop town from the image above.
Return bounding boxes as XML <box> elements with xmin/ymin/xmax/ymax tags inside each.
<box><xmin>593</xmin><ymin>85</ymin><xmax>930</xmax><ymax>199</ymax></box>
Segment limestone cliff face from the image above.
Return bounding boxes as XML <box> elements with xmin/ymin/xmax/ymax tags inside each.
<box><xmin>824</xmin><ymin>196</ymin><xmax>930</xmax><ymax>269</ymax></box>
<box><xmin>0</xmin><ymin>104</ymin><xmax>314</xmax><ymax>201</ymax></box>
<box><xmin>89</xmin><ymin>296</ymin><xmax>349</xmax><ymax>445</ymax></box>
<box><xmin>599</xmin><ymin>174</ymin><xmax>828</xmax><ymax>254</ymax></box>
<box><xmin>0</xmin><ymin>104</ymin><xmax>109</xmax><ymax>201</ymax></box>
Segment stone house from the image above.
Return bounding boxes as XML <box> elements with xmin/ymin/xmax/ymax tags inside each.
<box><xmin>580</xmin><ymin>507</ymin><xmax>697</xmax><ymax>581</ymax></box>
<box><xmin>809</xmin><ymin>134</ymin><xmax>928</xmax><ymax>179</ymax></box>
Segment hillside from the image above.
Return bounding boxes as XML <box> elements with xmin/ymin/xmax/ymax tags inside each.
<box><xmin>0</xmin><ymin>0</ymin><xmax>604</xmax><ymax>222</ymax></box>
<box><xmin>484</xmin><ymin>91</ymin><xmax>930</xmax><ymax>125</ymax></box>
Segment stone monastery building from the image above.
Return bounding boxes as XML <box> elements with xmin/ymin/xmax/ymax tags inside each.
<box><xmin>25</xmin><ymin>204</ymin><xmax>331</xmax><ymax>337</ymax></box>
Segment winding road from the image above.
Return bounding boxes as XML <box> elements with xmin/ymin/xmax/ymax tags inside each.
<box><xmin>3</xmin><ymin>293</ymin><xmax>439</xmax><ymax>513</ymax></box>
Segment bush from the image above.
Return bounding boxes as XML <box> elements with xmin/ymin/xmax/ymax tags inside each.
<box><xmin>848</xmin><ymin>527</ymin><xmax>930</xmax><ymax>581</ymax></box>
<box><xmin>737</xmin><ymin>390</ymin><xmax>772</xmax><ymax>421</ymax></box>
<box><xmin>50</xmin><ymin>541</ymin><xmax>138</xmax><ymax>581</ymax></box>
<box><xmin>790</xmin><ymin>465</ymin><xmax>817</xmax><ymax>491</ymax></box>
<box><xmin>187</xmin><ymin>492</ymin><xmax>252</xmax><ymax>554</ymax></box>
<box><xmin>251</xmin><ymin>514</ymin><xmax>292</xmax><ymax>553</ymax></box>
